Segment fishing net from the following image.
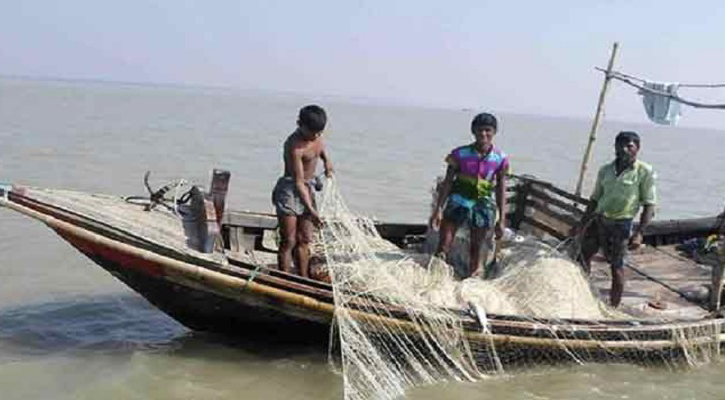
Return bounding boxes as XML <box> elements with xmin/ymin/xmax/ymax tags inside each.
<box><xmin>313</xmin><ymin>177</ymin><xmax>724</xmax><ymax>400</ymax></box>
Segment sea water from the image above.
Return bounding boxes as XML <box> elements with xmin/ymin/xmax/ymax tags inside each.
<box><xmin>1</xmin><ymin>77</ymin><xmax>725</xmax><ymax>399</ymax></box>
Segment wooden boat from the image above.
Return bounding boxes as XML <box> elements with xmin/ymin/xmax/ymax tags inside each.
<box><xmin>1</xmin><ymin>172</ymin><xmax>724</xmax><ymax>367</ymax></box>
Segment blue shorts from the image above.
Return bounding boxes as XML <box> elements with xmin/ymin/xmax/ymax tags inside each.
<box><xmin>443</xmin><ymin>194</ymin><xmax>496</xmax><ymax>228</ymax></box>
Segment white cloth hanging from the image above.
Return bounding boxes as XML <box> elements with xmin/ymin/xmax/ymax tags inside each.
<box><xmin>640</xmin><ymin>81</ymin><xmax>682</xmax><ymax>125</ymax></box>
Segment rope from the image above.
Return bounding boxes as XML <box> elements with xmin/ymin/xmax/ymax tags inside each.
<box><xmin>125</xmin><ymin>174</ymin><xmax>194</xmax><ymax>217</ymax></box>
<box><xmin>651</xmin><ymin>245</ymin><xmax>704</xmax><ymax>265</ymax></box>
<box><xmin>236</xmin><ymin>244</ymin><xmax>270</xmax><ymax>290</ymax></box>
<box><xmin>612</xmin><ymin>74</ymin><xmax>725</xmax><ymax>109</ymax></box>
<box><xmin>597</xmin><ymin>67</ymin><xmax>725</xmax><ymax>89</ymax></box>
<box><xmin>594</xmin><ymin>67</ymin><xmax>725</xmax><ymax>109</ymax></box>
<box><xmin>624</xmin><ymin>259</ymin><xmax>709</xmax><ymax>310</ymax></box>
<box><xmin>242</xmin><ymin>260</ymin><xmax>266</xmax><ymax>290</ymax></box>
<box><xmin>171</xmin><ymin>179</ymin><xmax>189</xmax><ymax>217</ymax></box>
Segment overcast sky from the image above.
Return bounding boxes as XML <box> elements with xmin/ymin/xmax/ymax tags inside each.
<box><xmin>2</xmin><ymin>1</ymin><xmax>724</xmax><ymax>129</ymax></box>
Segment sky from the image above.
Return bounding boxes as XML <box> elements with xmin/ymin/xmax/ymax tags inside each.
<box><xmin>2</xmin><ymin>0</ymin><xmax>724</xmax><ymax>129</ymax></box>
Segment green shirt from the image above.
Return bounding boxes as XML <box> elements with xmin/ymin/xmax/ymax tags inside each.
<box><xmin>591</xmin><ymin>160</ymin><xmax>656</xmax><ymax>220</ymax></box>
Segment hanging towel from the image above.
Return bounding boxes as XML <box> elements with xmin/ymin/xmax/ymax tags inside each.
<box><xmin>640</xmin><ymin>82</ymin><xmax>681</xmax><ymax>125</ymax></box>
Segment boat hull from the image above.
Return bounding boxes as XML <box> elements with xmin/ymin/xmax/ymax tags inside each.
<box><xmin>56</xmin><ymin>228</ymin><xmax>331</xmax><ymax>338</ymax></box>
<box><xmin>3</xmin><ymin>180</ymin><xmax>724</xmax><ymax>368</ymax></box>
<box><xmin>54</xmin><ymin>227</ymin><xmax>725</xmax><ymax>368</ymax></box>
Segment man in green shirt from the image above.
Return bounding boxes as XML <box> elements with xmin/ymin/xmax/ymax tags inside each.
<box><xmin>578</xmin><ymin>131</ymin><xmax>657</xmax><ymax>307</ymax></box>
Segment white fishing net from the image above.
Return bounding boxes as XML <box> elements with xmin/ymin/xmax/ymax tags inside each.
<box><xmin>313</xmin><ymin>177</ymin><xmax>724</xmax><ymax>400</ymax></box>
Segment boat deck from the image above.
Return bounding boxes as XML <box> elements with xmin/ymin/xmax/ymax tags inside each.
<box><xmin>590</xmin><ymin>244</ymin><xmax>717</xmax><ymax>319</ymax></box>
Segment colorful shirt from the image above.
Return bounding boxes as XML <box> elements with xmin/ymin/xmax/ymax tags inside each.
<box><xmin>591</xmin><ymin>160</ymin><xmax>657</xmax><ymax>220</ymax></box>
<box><xmin>445</xmin><ymin>144</ymin><xmax>509</xmax><ymax>202</ymax></box>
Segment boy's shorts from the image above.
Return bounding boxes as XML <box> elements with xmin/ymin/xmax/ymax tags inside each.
<box><xmin>443</xmin><ymin>194</ymin><xmax>496</xmax><ymax>229</ymax></box>
<box><xmin>271</xmin><ymin>177</ymin><xmax>315</xmax><ymax>217</ymax></box>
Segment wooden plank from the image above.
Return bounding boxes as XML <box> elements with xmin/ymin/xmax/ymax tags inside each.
<box><xmin>203</xmin><ymin>197</ymin><xmax>222</xmax><ymax>253</ymax></box>
<box><xmin>589</xmin><ymin>245</ymin><xmax>711</xmax><ymax>318</ymax></box>
<box><xmin>525</xmin><ymin>199</ymin><xmax>580</xmax><ymax>227</ymax></box>
<box><xmin>520</xmin><ymin>215</ymin><xmax>567</xmax><ymax>239</ymax></box>
<box><xmin>539</xmin><ymin>182</ymin><xmax>590</xmax><ymax>206</ymax></box>
<box><xmin>228</xmin><ymin>226</ymin><xmax>240</xmax><ymax>253</ymax></box>
<box><xmin>223</xmin><ymin>211</ymin><xmax>278</xmax><ymax>229</ymax></box>
<box><xmin>528</xmin><ymin>186</ymin><xmax>587</xmax><ymax>217</ymax></box>
<box><xmin>209</xmin><ymin>169</ymin><xmax>231</xmax><ymax>225</ymax></box>
<box><xmin>238</xmin><ymin>229</ymin><xmax>257</xmax><ymax>251</ymax></box>
<box><xmin>531</xmin><ymin>205</ymin><xmax>574</xmax><ymax>238</ymax></box>
<box><xmin>510</xmin><ymin>181</ymin><xmax>530</xmax><ymax>230</ymax></box>
<box><xmin>224</xmin><ymin>253</ymin><xmax>335</xmax><ymax>294</ymax></box>
<box><xmin>511</xmin><ymin>174</ymin><xmax>591</xmax><ymax>205</ymax></box>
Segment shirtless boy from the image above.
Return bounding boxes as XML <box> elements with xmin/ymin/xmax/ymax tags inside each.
<box><xmin>272</xmin><ymin>105</ymin><xmax>333</xmax><ymax>278</ymax></box>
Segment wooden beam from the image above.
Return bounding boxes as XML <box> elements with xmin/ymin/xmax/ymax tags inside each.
<box><xmin>520</xmin><ymin>215</ymin><xmax>567</xmax><ymax>239</ymax></box>
<box><xmin>528</xmin><ymin>186</ymin><xmax>587</xmax><ymax>217</ymax></box>
<box><xmin>524</xmin><ymin>199</ymin><xmax>580</xmax><ymax>228</ymax></box>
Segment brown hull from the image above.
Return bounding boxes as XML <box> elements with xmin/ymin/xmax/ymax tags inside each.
<box><xmin>2</xmin><ymin>177</ymin><xmax>724</xmax><ymax>367</ymax></box>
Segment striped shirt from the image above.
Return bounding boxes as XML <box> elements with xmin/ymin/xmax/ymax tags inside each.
<box><xmin>445</xmin><ymin>144</ymin><xmax>509</xmax><ymax>202</ymax></box>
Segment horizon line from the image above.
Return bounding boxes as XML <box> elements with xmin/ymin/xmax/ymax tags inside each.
<box><xmin>1</xmin><ymin>73</ymin><xmax>722</xmax><ymax>133</ymax></box>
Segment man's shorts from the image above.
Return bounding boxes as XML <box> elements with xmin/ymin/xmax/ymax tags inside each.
<box><xmin>443</xmin><ymin>194</ymin><xmax>496</xmax><ymax>229</ymax></box>
<box><xmin>582</xmin><ymin>216</ymin><xmax>633</xmax><ymax>269</ymax></box>
<box><xmin>271</xmin><ymin>177</ymin><xmax>315</xmax><ymax>217</ymax></box>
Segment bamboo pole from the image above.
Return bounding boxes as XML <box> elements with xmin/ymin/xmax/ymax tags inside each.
<box><xmin>574</xmin><ymin>42</ymin><xmax>619</xmax><ymax>197</ymax></box>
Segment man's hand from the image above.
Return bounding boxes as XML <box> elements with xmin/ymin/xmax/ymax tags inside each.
<box><xmin>629</xmin><ymin>230</ymin><xmax>644</xmax><ymax>250</ymax></box>
<box><xmin>325</xmin><ymin>166</ymin><xmax>334</xmax><ymax>178</ymax></box>
<box><xmin>429</xmin><ymin>209</ymin><xmax>442</xmax><ymax>231</ymax></box>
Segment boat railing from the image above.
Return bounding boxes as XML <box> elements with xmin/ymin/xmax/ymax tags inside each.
<box><xmin>506</xmin><ymin>174</ymin><xmax>590</xmax><ymax>241</ymax></box>
<box><xmin>506</xmin><ymin>174</ymin><xmax>722</xmax><ymax>246</ymax></box>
